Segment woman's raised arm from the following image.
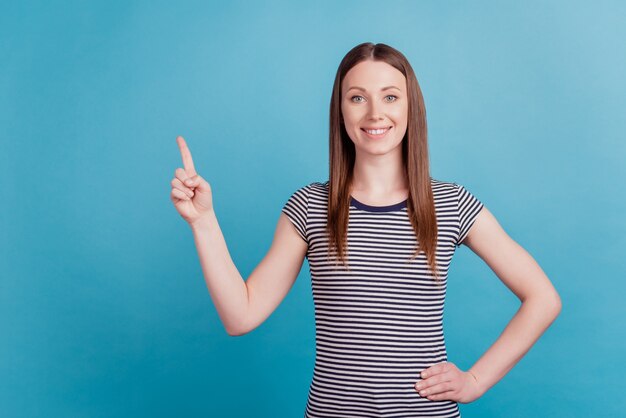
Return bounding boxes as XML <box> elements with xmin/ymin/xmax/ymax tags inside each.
<box><xmin>171</xmin><ymin>136</ymin><xmax>307</xmax><ymax>336</ymax></box>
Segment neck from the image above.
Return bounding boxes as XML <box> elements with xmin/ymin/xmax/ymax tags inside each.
<box><xmin>351</xmin><ymin>151</ymin><xmax>407</xmax><ymax>195</ymax></box>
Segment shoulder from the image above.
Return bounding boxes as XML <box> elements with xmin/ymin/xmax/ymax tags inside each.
<box><xmin>284</xmin><ymin>180</ymin><xmax>327</xmax><ymax>203</ymax></box>
<box><xmin>304</xmin><ymin>180</ymin><xmax>329</xmax><ymax>202</ymax></box>
<box><xmin>430</xmin><ymin>176</ymin><xmax>479</xmax><ymax>195</ymax></box>
<box><xmin>430</xmin><ymin>176</ymin><xmax>458</xmax><ymax>200</ymax></box>
<box><xmin>308</xmin><ymin>180</ymin><xmax>329</xmax><ymax>191</ymax></box>
<box><xmin>292</xmin><ymin>180</ymin><xmax>328</xmax><ymax>191</ymax></box>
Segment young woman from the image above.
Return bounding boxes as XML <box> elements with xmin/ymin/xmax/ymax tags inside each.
<box><xmin>170</xmin><ymin>42</ymin><xmax>562</xmax><ymax>418</ymax></box>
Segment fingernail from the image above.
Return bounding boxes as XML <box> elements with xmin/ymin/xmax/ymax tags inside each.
<box><xmin>185</xmin><ymin>179</ymin><xmax>193</xmax><ymax>185</ymax></box>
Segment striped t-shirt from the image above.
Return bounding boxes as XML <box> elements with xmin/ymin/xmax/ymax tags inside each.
<box><xmin>281</xmin><ymin>177</ymin><xmax>484</xmax><ymax>418</ymax></box>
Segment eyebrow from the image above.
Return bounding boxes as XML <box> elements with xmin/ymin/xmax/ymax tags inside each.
<box><xmin>346</xmin><ymin>85</ymin><xmax>402</xmax><ymax>92</ymax></box>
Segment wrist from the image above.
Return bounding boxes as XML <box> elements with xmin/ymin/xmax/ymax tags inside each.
<box><xmin>190</xmin><ymin>212</ymin><xmax>216</xmax><ymax>231</ymax></box>
<box><xmin>468</xmin><ymin>369</ymin><xmax>486</xmax><ymax>396</ymax></box>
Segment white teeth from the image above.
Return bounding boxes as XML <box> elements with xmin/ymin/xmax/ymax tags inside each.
<box><xmin>365</xmin><ymin>128</ymin><xmax>388</xmax><ymax>134</ymax></box>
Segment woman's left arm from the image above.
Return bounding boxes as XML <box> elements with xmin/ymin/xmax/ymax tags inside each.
<box><xmin>415</xmin><ymin>206</ymin><xmax>562</xmax><ymax>403</ymax></box>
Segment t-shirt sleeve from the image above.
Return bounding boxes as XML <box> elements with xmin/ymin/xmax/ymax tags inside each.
<box><xmin>455</xmin><ymin>183</ymin><xmax>484</xmax><ymax>247</ymax></box>
<box><xmin>281</xmin><ymin>184</ymin><xmax>309</xmax><ymax>244</ymax></box>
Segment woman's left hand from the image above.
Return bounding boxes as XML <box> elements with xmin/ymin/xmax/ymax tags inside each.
<box><xmin>414</xmin><ymin>361</ymin><xmax>484</xmax><ymax>404</ymax></box>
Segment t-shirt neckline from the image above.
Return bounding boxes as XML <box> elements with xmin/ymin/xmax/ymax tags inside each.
<box><xmin>350</xmin><ymin>196</ymin><xmax>408</xmax><ymax>212</ymax></box>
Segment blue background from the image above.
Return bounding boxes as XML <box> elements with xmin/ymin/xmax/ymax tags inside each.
<box><xmin>2</xmin><ymin>1</ymin><xmax>625</xmax><ymax>417</ymax></box>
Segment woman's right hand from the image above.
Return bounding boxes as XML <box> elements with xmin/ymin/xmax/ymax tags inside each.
<box><xmin>171</xmin><ymin>136</ymin><xmax>214</xmax><ymax>226</ymax></box>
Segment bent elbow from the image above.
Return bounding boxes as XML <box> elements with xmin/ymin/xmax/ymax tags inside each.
<box><xmin>226</xmin><ymin>328</ymin><xmax>247</xmax><ymax>337</ymax></box>
<box><xmin>225</xmin><ymin>323</ymin><xmax>249</xmax><ymax>337</ymax></box>
<box><xmin>553</xmin><ymin>293</ymin><xmax>563</xmax><ymax>316</ymax></box>
<box><xmin>546</xmin><ymin>291</ymin><xmax>562</xmax><ymax>319</ymax></box>
<box><xmin>530</xmin><ymin>290</ymin><xmax>562</xmax><ymax>322</ymax></box>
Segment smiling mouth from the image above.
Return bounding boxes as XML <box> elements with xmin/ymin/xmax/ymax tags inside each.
<box><xmin>361</xmin><ymin>126</ymin><xmax>392</xmax><ymax>138</ymax></box>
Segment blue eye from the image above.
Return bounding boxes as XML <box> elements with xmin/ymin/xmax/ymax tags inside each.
<box><xmin>350</xmin><ymin>95</ymin><xmax>398</xmax><ymax>103</ymax></box>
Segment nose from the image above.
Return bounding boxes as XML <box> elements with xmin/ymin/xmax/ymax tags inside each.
<box><xmin>366</xmin><ymin>101</ymin><xmax>384</xmax><ymax>120</ymax></box>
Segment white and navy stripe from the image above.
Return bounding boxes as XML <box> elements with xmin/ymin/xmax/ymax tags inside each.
<box><xmin>282</xmin><ymin>178</ymin><xmax>484</xmax><ymax>418</ymax></box>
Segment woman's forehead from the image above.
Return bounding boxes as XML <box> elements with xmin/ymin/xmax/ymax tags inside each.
<box><xmin>343</xmin><ymin>61</ymin><xmax>406</xmax><ymax>92</ymax></box>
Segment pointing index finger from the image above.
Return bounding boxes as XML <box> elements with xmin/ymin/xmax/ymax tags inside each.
<box><xmin>176</xmin><ymin>136</ymin><xmax>197</xmax><ymax>177</ymax></box>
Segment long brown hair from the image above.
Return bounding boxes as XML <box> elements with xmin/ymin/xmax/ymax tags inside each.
<box><xmin>326</xmin><ymin>42</ymin><xmax>441</xmax><ymax>282</ymax></box>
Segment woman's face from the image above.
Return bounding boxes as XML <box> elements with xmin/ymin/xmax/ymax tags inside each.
<box><xmin>341</xmin><ymin>60</ymin><xmax>408</xmax><ymax>157</ymax></box>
